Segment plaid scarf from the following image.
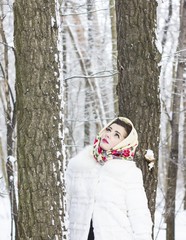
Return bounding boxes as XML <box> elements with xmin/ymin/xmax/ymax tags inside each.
<box><xmin>93</xmin><ymin>117</ymin><xmax>138</xmax><ymax>165</ymax></box>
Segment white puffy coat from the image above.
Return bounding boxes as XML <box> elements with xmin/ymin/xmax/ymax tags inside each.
<box><xmin>65</xmin><ymin>146</ymin><xmax>153</xmax><ymax>240</ymax></box>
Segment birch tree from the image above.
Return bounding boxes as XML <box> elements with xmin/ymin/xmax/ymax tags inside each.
<box><xmin>14</xmin><ymin>0</ymin><xmax>65</xmax><ymax>239</ymax></box>
<box><xmin>115</xmin><ymin>0</ymin><xmax>160</xmax><ymax>235</ymax></box>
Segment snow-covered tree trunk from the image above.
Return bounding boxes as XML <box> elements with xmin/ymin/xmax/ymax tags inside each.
<box><xmin>0</xmin><ymin>2</ymin><xmax>17</xmax><ymax>237</ymax></box>
<box><xmin>158</xmin><ymin>0</ymin><xmax>173</xmax><ymax>185</ymax></box>
<box><xmin>184</xmin><ymin>93</ymin><xmax>186</xmax><ymax>210</ymax></box>
<box><xmin>115</xmin><ymin>0</ymin><xmax>160</xmax><ymax>234</ymax></box>
<box><xmin>184</xmin><ymin>63</ymin><xmax>186</xmax><ymax>210</ymax></box>
<box><xmin>109</xmin><ymin>0</ymin><xmax>118</xmax><ymax>114</ymax></box>
<box><xmin>180</xmin><ymin>0</ymin><xmax>186</xmax><ymax>213</ymax></box>
<box><xmin>84</xmin><ymin>0</ymin><xmax>93</xmax><ymax>146</ymax></box>
<box><xmin>14</xmin><ymin>0</ymin><xmax>65</xmax><ymax>239</ymax></box>
<box><xmin>165</xmin><ymin>1</ymin><xmax>186</xmax><ymax>239</ymax></box>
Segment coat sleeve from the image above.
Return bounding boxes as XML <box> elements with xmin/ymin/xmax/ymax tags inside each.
<box><xmin>124</xmin><ymin>167</ymin><xmax>153</xmax><ymax>240</ymax></box>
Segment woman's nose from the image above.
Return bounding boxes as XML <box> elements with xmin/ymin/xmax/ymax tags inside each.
<box><xmin>105</xmin><ymin>133</ymin><xmax>110</xmax><ymax>138</ymax></box>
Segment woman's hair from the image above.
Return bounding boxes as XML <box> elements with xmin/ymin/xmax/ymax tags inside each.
<box><xmin>110</xmin><ymin>118</ymin><xmax>132</xmax><ymax>137</ymax></box>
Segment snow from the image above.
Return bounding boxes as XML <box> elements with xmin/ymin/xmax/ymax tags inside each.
<box><xmin>0</xmin><ymin>192</ymin><xmax>11</xmax><ymax>240</ymax></box>
<box><xmin>7</xmin><ymin>156</ymin><xmax>16</xmax><ymax>165</ymax></box>
<box><xmin>145</xmin><ymin>149</ymin><xmax>155</xmax><ymax>161</ymax></box>
<box><xmin>154</xmin><ymin>183</ymin><xmax>186</xmax><ymax>240</ymax></box>
<box><xmin>144</xmin><ymin>150</ymin><xmax>156</xmax><ymax>170</ymax></box>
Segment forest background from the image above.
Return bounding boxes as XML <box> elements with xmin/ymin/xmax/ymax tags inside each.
<box><xmin>0</xmin><ymin>0</ymin><xmax>186</xmax><ymax>239</ymax></box>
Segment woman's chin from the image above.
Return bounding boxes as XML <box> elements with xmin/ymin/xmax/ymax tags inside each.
<box><xmin>100</xmin><ymin>143</ymin><xmax>110</xmax><ymax>151</ymax></box>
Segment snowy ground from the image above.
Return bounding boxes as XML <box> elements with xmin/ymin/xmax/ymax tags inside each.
<box><xmin>0</xmin><ymin>185</ymin><xmax>186</xmax><ymax>239</ymax></box>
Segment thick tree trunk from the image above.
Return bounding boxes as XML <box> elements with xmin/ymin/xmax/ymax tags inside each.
<box><xmin>14</xmin><ymin>1</ymin><xmax>64</xmax><ymax>239</ymax></box>
<box><xmin>115</xmin><ymin>0</ymin><xmax>160</xmax><ymax>231</ymax></box>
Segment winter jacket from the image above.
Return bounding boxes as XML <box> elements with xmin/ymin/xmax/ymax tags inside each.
<box><xmin>65</xmin><ymin>145</ymin><xmax>153</xmax><ymax>240</ymax></box>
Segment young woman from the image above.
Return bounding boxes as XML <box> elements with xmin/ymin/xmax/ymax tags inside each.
<box><xmin>65</xmin><ymin>117</ymin><xmax>152</xmax><ymax>240</ymax></box>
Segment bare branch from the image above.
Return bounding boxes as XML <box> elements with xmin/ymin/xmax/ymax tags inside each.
<box><xmin>64</xmin><ymin>72</ymin><xmax>118</xmax><ymax>81</ymax></box>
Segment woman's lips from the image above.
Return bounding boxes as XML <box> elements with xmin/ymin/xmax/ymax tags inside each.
<box><xmin>102</xmin><ymin>138</ymin><xmax>108</xmax><ymax>144</ymax></box>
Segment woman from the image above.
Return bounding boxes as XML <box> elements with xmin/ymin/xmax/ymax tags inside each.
<box><xmin>65</xmin><ymin>117</ymin><xmax>152</xmax><ymax>240</ymax></box>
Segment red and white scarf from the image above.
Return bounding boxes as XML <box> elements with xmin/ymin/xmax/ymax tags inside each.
<box><xmin>93</xmin><ymin>117</ymin><xmax>138</xmax><ymax>165</ymax></box>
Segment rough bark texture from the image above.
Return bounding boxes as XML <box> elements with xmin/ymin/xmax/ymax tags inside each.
<box><xmin>14</xmin><ymin>0</ymin><xmax>64</xmax><ymax>239</ymax></box>
<box><xmin>115</xmin><ymin>0</ymin><xmax>160</xmax><ymax>229</ymax></box>
<box><xmin>166</xmin><ymin>1</ymin><xmax>186</xmax><ymax>239</ymax></box>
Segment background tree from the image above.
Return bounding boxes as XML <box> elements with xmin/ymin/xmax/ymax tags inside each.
<box><xmin>180</xmin><ymin>0</ymin><xmax>186</xmax><ymax>213</ymax></box>
<box><xmin>61</xmin><ymin>0</ymin><xmax>115</xmax><ymax>157</ymax></box>
<box><xmin>0</xmin><ymin>1</ymin><xmax>17</xmax><ymax>238</ymax></box>
<box><xmin>14</xmin><ymin>0</ymin><xmax>65</xmax><ymax>239</ymax></box>
<box><xmin>109</xmin><ymin>0</ymin><xmax>118</xmax><ymax>114</ymax></box>
<box><xmin>115</xmin><ymin>0</ymin><xmax>161</xmax><ymax>234</ymax></box>
<box><xmin>165</xmin><ymin>1</ymin><xmax>186</xmax><ymax>239</ymax></box>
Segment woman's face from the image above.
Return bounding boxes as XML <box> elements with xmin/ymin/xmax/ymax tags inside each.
<box><xmin>100</xmin><ymin>123</ymin><xmax>128</xmax><ymax>151</ymax></box>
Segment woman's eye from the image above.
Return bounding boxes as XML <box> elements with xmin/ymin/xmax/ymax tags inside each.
<box><xmin>115</xmin><ymin>133</ymin><xmax>120</xmax><ymax>138</ymax></box>
<box><xmin>106</xmin><ymin>127</ymin><xmax>111</xmax><ymax>132</ymax></box>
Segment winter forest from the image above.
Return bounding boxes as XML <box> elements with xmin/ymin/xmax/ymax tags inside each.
<box><xmin>0</xmin><ymin>0</ymin><xmax>186</xmax><ymax>239</ymax></box>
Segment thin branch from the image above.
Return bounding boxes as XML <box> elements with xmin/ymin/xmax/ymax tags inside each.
<box><xmin>64</xmin><ymin>72</ymin><xmax>118</xmax><ymax>81</ymax></box>
<box><xmin>0</xmin><ymin>41</ymin><xmax>15</xmax><ymax>52</ymax></box>
<box><xmin>62</xmin><ymin>7</ymin><xmax>109</xmax><ymax>16</ymax></box>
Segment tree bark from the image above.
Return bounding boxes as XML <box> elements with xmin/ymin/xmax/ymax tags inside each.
<box><xmin>115</xmin><ymin>0</ymin><xmax>160</xmax><ymax>233</ymax></box>
<box><xmin>14</xmin><ymin>0</ymin><xmax>64</xmax><ymax>239</ymax></box>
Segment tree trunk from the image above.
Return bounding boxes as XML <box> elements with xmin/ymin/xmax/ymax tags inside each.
<box><xmin>84</xmin><ymin>0</ymin><xmax>93</xmax><ymax>146</ymax></box>
<box><xmin>165</xmin><ymin>61</ymin><xmax>183</xmax><ymax>240</ymax></box>
<box><xmin>115</xmin><ymin>0</ymin><xmax>160</xmax><ymax>233</ymax></box>
<box><xmin>165</xmin><ymin>1</ymin><xmax>186</xmax><ymax>239</ymax></box>
<box><xmin>0</xmin><ymin>4</ymin><xmax>18</xmax><ymax>237</ymax></box>
<box><xmin>159</xmin><ymin>0</ymin><xmax>173</xmax><ymax>188</ymax></box>
<box><xmin>14</xmin><ymin>0</ymin><xmax>65</xmax><ymax>239</ymax></box>
<box><xmin>181</xmin><ymin>0</ymin><xmax>186</xmax><ymax>212</ymax></box>
<box><xmin>109</xmin><ymin>0</ymin><xmax>118</xmax><ymax>114</ymax></box>
<box><xmin>184</xmin><ymin>78</ymin><xmax>186</xmax><ymax>210</ymax></box>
